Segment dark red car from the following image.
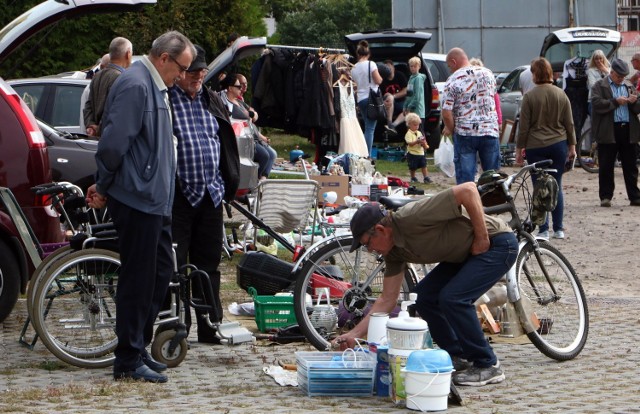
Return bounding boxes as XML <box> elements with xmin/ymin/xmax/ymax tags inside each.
<box><xmin>0</xmin><ymin>0</ymin><xmax>157</xmax><ymax>322</ymax></box>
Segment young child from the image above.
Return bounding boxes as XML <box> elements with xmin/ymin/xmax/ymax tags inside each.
<box><xmin>404</xmin><ymin>112</ymin><xmax>432</xmax><ymax>183</ymax></box>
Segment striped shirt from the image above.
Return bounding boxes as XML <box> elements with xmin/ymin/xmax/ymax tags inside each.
<box><xmin>608</xmin><ymin>77</ymin><xmax>630</xmax><ymax>123</ymax></box>
<box><xmin>169</xmin><ymin>86</ymin><xmax>224</xmax><ymax>208</ymax></box>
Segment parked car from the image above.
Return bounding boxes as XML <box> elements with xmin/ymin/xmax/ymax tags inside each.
<box><xmin>0</xmin><ymin>0</ymin><xmax>157</xmax><ymax>323</ymax></box>
<box><xmin>9</xmin><ymin>77</ymin><xmax>90</xmax><ymax>134</ymax></box>
<box><xmin>422</xmin><ymin>52</ymin><xmax>449</xmax><ymax>100</ymax></box>
<box><xmin>344</xmin><ymin>30</ymin><xmax>443</xmax><ymax>149</ymax></box>
<box><xmin>38</xmin><ymin>119</ymin><xmax>98</xmax><ymax>192</ymax></box>
<box><xmin>495</xmin><ymin>72</ymin><xmax>509</xmax><ymax>88</ymax></box>
<box><xmin>499</xmin><ymin>27</ymin><xmax>621</xmax><ymax>123</ymax></box>
<box><xmin>497</xmin><ymin>65</ymin><xmax>529</xmax><ymax>123</ymax></box>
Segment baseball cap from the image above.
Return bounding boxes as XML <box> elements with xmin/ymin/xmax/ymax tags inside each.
<box><xmin>349</xmin><ymin>202</ymin><xmax>386</xmax><ymax>252</ymax></box>
<box><xmin>187</xmin><ymin>45</ymin><xmax>208</xmax><ymax>72</ymax></box>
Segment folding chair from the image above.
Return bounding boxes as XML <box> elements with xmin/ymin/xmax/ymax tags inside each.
<box><xmin>243</xmin><ymin>179</ymin><xmax>321</xmax><ymax>251</ymax></box>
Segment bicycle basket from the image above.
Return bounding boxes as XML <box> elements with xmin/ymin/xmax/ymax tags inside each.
<box><xmin>477</xmin><ymin>170</ymin><xmax>509</xmax><ymax>207</ymax></box>
<box><xmin>531</xmin><ymin>172</ymin><xmax>559</xmax><ymax>226</ymax></box>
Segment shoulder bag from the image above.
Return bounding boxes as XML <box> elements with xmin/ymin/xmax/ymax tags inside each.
<box><xmin>366</xmin><ymin>61</ymin><xmax>385</xmax><ymax>121</ymax></box>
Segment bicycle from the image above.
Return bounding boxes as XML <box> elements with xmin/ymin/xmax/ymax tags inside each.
<box><xmin>291</xmin><ymin>160</ymin><xmax>588</xmax><ymax>361</ymax></box>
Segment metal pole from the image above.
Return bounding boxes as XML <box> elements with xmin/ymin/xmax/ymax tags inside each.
<box><xmin>438</xmin><ymin>0</ymin><xmax>445</xmax><ymax>53</ymax></box>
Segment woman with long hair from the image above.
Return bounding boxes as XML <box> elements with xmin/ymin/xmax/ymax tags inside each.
<box><xmin>350</xmin><ymin>40</ymin><xmax>382</xmax><ymax>156</ymax></box>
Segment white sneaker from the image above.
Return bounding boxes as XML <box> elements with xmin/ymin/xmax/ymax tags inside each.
<box><xmin>552</xmin><ymin>230</ymin><xmax>565</xmax><ymax>239</ymax></box>
<box><xmin>536</xmin><ymin>230</ymin><xmax>549</xmax><ymax>240</ymax></box>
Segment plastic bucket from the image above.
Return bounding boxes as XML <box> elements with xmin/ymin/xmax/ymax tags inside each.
<box><xmin>403</xmin><ymin>370</ymin><xmax>451</xmax><ymax>412</ymax></box>
<box><xmin>402</xmin><ymin>349</ymin><xmax>453</xmax><ymax>412</ymax></box>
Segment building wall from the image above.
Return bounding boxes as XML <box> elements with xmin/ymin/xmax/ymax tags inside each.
<box><xmin>392</xmin><ymin>0</ymin><xmax>618</xmax><ymax>72</ymax></box>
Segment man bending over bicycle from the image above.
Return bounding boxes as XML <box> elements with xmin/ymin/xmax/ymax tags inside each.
<box><xmin>334</xmin><ymin>182</ymin><xmax>518</xmax><ymax>386</ymax></box>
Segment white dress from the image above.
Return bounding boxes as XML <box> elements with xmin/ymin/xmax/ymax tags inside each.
<box><xmin>337</xmin><ymin>81</ymin><xmax>369</xmax><ymax>157</ymax></box>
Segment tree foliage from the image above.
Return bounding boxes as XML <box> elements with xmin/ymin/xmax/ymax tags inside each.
<box><xmin>276</xmin><ymin>0</ymin><xmax>378</xmax><ymax>48</ymax></box>
<box><xmin>0</xmin><ymin>0</ymin><xmax>267</xmax><ymax>79</ymax></box>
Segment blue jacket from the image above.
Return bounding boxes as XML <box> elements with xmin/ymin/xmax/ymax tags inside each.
<box><xmin>95</xmin><ymin>60</ymin><xmax>176</xmax><ymax>216</ymax></box>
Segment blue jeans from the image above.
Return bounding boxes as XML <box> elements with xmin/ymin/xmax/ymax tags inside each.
<box><xmin>254</xmin><ymin>142</ymin><xmax>277</xmax><ymax>178</ymax></box>
<box><xmin>526</xmin><ymin>141</ymin><xmax>567</xmax><ymax>233</ymax></box>
<box><xmin>453</xmin><ymin>133</ymin><xmax>501</xmax><ymax>184</ymax></box>
<box><xmin>357</xmin><ymin>98</ymin><xmax>377</xmax><ymax>156</ymax></box>
<box><xmin>413</xmin><ymin>232</ymin><xmax>518</xmax><ymax>367</ymax></box>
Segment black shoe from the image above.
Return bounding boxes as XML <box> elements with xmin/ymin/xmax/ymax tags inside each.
<box><xmin>141</xmin><ymin>350</ymin><xmax>167</xmax><ymax>373</ymax></box>
<box><xmin>114</xmin><ymin>364</ymin><xmax>168</xmax><ymax>383</ymax></box>
<box><xmin>406</xmin><ymin>186</ymin><xmax>424</xmax><ymax>195</ymax></box>
<box><xmin>198</xmin><ymin>335</ymin><xmax>222</xmax><ymax>345</ymax></box>
<box><xmin>630</xmin><ymin>199</ymin><xmax>640</xmax><ymax>206</ymax></box>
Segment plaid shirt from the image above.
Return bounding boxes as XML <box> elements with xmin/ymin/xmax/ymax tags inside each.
<box><xmin>169</xmin><ymin>86</ymin><xmax>224</xmax><ymax>208</ymax></box>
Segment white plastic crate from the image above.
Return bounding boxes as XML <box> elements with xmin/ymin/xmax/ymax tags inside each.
<box><xmin>295</xmin><ymin>351</ymin><xmax>376</xmax><ymax>397</ymax></box>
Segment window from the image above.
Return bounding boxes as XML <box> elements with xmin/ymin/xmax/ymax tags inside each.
<box><xmin>12</xmin><ymin>84</ymin><xmax>45</xmax><ymax>116</ymax></box>
<box><xmin>51</xmin><ymin>85</ymin><xmax>84</xmax><ymax>127</ymax></box>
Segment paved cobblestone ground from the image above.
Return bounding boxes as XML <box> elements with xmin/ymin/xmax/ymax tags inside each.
<box><xmin>2</xmin><ymin>293</ymin><xmax>640</xmax><ymax>412</ymax></box>
<box><xmin>2</xmin><ymin>168</ymin><xmax>640</xmax><ymax>413</ymax></box>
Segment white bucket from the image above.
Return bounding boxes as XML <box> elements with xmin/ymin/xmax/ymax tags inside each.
<box><xmin>403</xmin><ymin>370</ymin><xmax>451</xmax><ymax>412</ymax></box>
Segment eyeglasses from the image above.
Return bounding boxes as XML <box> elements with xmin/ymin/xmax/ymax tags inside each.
<box><xmin>361</xmin><ymin>229</ymin><xmax>376</xmax><ymax>250</ymax></box>
<box><xmin>169</xmin><ymin>55</ymin><xmax>189</xmax><ymax>73</ymax></box>
<box><xmin>230</xmin><ymin>84</ymin><xmax>243</xmax><ymax>89</ymax></box>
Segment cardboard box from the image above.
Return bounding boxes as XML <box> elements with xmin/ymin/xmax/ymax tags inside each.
<box><xmin>350</xmin><ymin>184</ymin><xmax>389</xmax><ymax>201</ymax></box>
<box><xmin>311</xmin><ymin>175</ymin><xmax>349</xmax><ymax>205</ymax></box>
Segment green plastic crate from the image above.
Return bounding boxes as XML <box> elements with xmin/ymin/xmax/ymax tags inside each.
<box><xmin>248</xmin><ymin>287</ymin><xmax>296</xmax><ymax>332</ymax></box>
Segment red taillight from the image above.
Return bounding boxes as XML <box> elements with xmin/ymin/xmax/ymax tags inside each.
<box><xmin>431</xmin><ymin>86</ymin><xmax>440</xmax><ymax>110</ymax></box>
<box><xmin>33</xmin><ymin>194</ymin><xmax>52</xmax><ymax>207</ymax></box>
<box><xmin>5</xmin><ymin>89</ymin><xmax>45</xmax><ymax>148</ymax></box>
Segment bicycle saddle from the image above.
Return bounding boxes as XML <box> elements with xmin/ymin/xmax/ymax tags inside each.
<box><xmin>378</xmin><ymin>196</ymin><xmax>417</xmax><ymax>211</ymax></box>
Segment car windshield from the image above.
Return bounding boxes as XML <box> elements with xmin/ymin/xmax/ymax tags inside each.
<box><xmin>544</xmin><ymin>42</ymin><xmax>617</xmax><ymax>64</ymax></box>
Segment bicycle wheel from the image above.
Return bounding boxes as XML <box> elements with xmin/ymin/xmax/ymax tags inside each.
<box><xmin>293</xmin><ymin>237</ymin><xmax>417</xmax><ymax>351</ymax></box>
<box><xmin>514</xmin><ymin>240</ymin><xmax>588</xmax><ymax>360</ymax></box>
<box><xmin>27</xmin><ymin>245</ymin><xmax>72</xmax><ymax>320</ymax></box>
<box><xmin>31</xmin><ymin>248</ymin><xmax>120</xmax><ymax>368</ymax></box>
<box><xmin>576</xmin><ymin>132</ymin><xmax>599</xmax><ymax>173</ymax></box>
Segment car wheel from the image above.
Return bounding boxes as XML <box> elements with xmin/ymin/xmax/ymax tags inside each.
<box><xmin>0</xmin><ymin>240</ymin><xmax>21</xmax><ymax>323</ymax></box>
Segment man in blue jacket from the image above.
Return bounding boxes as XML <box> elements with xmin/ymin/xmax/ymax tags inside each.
<box><xmin>86</xmin><ymin>31</ymin><xmax>196</xmax><ymax>383</ymax></box>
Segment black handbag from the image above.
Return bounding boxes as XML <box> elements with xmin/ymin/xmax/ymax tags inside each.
<box><xmin>366</xmin><ymin>62</ymin><xmax>385</xmax><ymax>121</ymax></box>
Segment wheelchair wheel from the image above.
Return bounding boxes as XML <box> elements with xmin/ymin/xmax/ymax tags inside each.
<box><xmin>31</xmin><ymin>248</ymin><xmax>119</xmax><ymax>368</ymax></box>
<box><xmin>151</xmin><ymin>329</ymin><xmax>188</xmax><ymax>368</ymax></box>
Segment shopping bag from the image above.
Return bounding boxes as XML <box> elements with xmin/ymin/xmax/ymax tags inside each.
<box><xmin>434</xmin><ymin>135</ymin><xmax>455</xmax><ymax>178</ymax></box>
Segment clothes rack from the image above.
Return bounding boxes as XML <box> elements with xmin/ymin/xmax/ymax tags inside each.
<box><xmin>265</xmin><ymin>44</ymin><xmax>346</xmax><ymax>54</ymax></box>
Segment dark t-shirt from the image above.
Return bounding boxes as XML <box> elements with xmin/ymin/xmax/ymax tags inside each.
<box><xmin>380</xmin><ymin>71</ymin><xmax>408</xmax><ymax>97</ymax></box>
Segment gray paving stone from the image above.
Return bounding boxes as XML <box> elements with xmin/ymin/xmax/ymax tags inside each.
<box><xmin>1</xmin><ymin>297</ymin><xmax>639</xmax><ymax>413</ymax></box>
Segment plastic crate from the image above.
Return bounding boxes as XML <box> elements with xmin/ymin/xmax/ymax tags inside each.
<box><xmin>249</xmin><ymin>287</ymin><xmax>296</xmax><ymax>332</ymax></box>
<box><xmin>296</xmin><ymin>351</ymin><xmax>376</xmax><ymax>397</ymax></box>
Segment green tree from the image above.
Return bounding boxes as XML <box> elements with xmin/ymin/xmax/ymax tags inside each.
<box><xmin>0</xmin><ymin>0</ymin><xmax>267</xmax><ymax>78</ymax></box>
<box><xmin>276</xmin><ymin>0</ymin><xmax>377</xmax><ymax>48</ymax></box>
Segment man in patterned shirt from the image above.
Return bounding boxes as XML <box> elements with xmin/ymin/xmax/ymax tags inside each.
<box><xmin>442</xmin><ymin>48</ymin><xmax>501</xmax><ymax>184</ymax></box>
<box><xmin>169</xmin><ymin>45</ymin><xmax>240</xmax><ymax>343</ymax></box>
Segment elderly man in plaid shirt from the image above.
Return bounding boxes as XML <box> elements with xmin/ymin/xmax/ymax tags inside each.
<box><xmin>169</xmin><ymin>45</ymin><xmax>240</xmax><ymax>344</ymax></box>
